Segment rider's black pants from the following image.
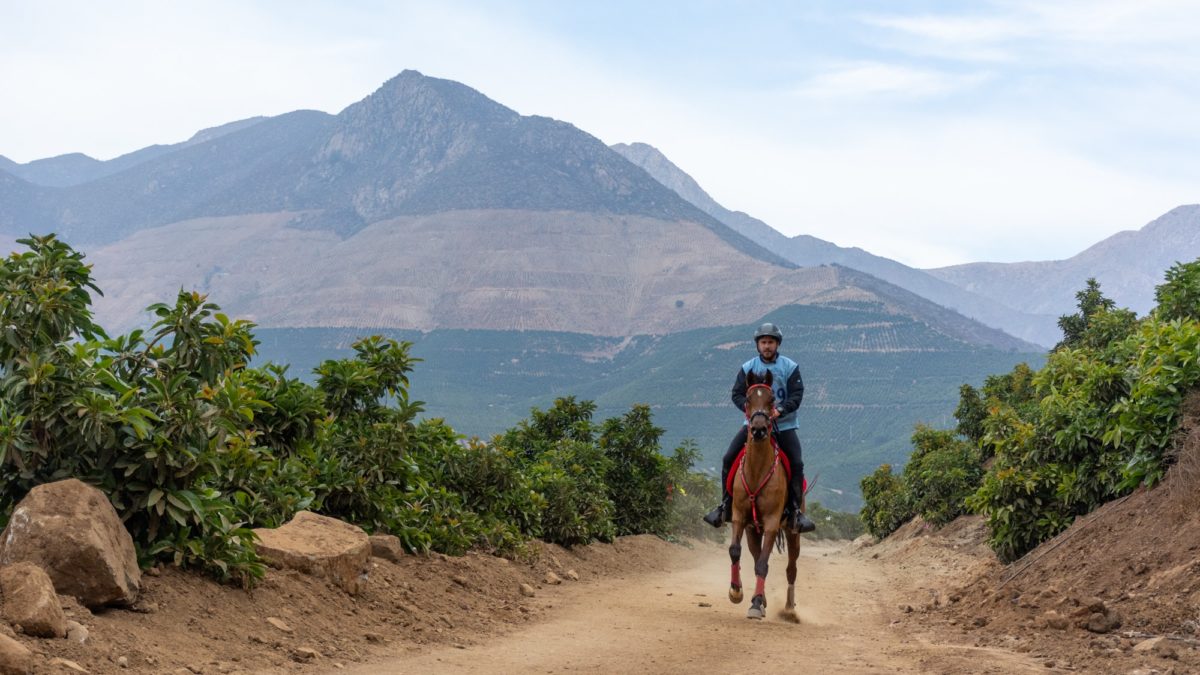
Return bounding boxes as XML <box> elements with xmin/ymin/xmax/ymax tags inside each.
<box><xmin>720</xmin><ymin>426</ymin><xmax>804</xmax><ymax>496</ymax></box>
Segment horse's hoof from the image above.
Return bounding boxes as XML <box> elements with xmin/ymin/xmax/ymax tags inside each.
<box><xmin>747</xmin><ymin>594</ymin><xmax>766</xmax><ymax>619</ymax></box>
<box><xmin>729</xmin><ymin>585</ymin><xmax>744</xmax><ymax>604</ymax></box>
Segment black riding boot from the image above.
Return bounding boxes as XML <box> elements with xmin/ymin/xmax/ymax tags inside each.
<box><xmin>703</xmin><ymin>464</ymin><xmax>733</xmax><ymax>528</ymax></box>
<box><xmin>703</xmin><ymin>492</ymin><xmax>732</xmax><ymax>528</ymax></box>
<box><xmin>789</xmin><ymin>475</ymin><xmax>816</xmax><ymax>533</ymax></box>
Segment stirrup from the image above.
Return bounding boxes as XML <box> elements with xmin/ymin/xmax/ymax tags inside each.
<box><xmin>793</xmin><ymin>512</ymin><xmax>816</xmax><ymax>534</ymax></box>
<box><xmin>703</xmin><ymin>503</ymin><xmax>725</xmax><ymax>528</ymax></box>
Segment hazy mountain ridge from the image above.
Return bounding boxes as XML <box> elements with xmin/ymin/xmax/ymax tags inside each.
<box><xmin>0</xmin><ymin>117</ymin><xmax>267</xmax><ymax>188</ymax></box>
<box><xmin>0</xmin><ymin>71</ymin><xmax>792</xmax><ymax>268</ymax></box>
<box><xmin>929</xmin><ymin>205</ymin><xmax>1200</xmax><ymax>317</ymax></box>
<box><xmin>611</xmin><ymin>142</ymin><xmax>1060</xmax><ymax>347</ymax></box>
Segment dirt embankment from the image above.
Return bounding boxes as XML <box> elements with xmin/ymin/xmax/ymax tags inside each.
<box><xmin>886</xmin><ymin>395</ymin><xmax>1200</xmax><ymax>674</ymax></box>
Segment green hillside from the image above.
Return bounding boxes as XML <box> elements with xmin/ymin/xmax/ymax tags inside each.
<box><xmin>256</xmin><ymin>302</ymin><xmax>1041</xmax><ymax>511</ymax></box>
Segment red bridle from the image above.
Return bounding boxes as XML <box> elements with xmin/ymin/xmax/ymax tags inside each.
<box><xmin>741</xmin><ymin>382</ymin><xmax>779</xmax><ymax>533</ymax></box>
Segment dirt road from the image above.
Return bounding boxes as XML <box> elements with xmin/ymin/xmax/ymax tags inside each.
<box><xmin>339</xmin><ymin>540</ymin><xmax>1049</xmax><ymax>674</ymax></box>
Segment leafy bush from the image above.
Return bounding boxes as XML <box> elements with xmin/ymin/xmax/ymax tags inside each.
<box><xmin>663</xmin><ymin>441</ymin><xmax>721</xmax><ymax>542</ymax></box>
<box><xmin>600</xmin><ymin>405</ymin><xmax>672</xmax><ymax>537</ymax></box>
<box><xmin>527</xmin><ymin>439</ymin><xmax>616</xmax><ymax>546</ymax></box>
<box><xmin>968</xmin><ymin>263</ymin><xmax>1200</xmax><ymax>561</ymax></box>
<box><xmin>1155</xmin><ymin>259</ymin><xmax>1200</xmax><ymax>322</ymax></box>
<box><xmin>858</xmin><ymin>464</ymin><xmax>912</xmax><ymax>539</ymax></box>
<box><xmin>903</xmin><ymin>425</ymin><xmax>982</xmax><ymax>526</ymax></box>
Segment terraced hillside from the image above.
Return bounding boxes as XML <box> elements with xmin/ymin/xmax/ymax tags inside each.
<box><xmin>255</xmin><ymin>303</ymin><xmax>1041</xmax><ymax>511</ymax></box>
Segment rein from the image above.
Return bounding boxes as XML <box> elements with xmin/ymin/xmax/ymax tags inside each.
<box><xmin>738</xmin><ymin>438</ymin><xmax>780</xmax><ymax>534</ymax></box>
<box><xmin>741</xmin><ymin>383</ymin><xmax>779</xmax><ymax>533</ymax></box>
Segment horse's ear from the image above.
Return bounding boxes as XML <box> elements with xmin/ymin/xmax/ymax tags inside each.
<box><xmin>746</xmin><ymin>370</ymin><xmax>761</xmax><ymax>386</ymax></box>
<box><xmin>763</xmin><ymin>371</ymin><xmax>773</xmax><ymax>386</ymax></box>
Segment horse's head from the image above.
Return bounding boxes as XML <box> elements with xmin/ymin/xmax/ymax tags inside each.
<box><xmin>744</xmin><ymin>370</ymin><xmax>775</xmax><ymax>441</ymax></box>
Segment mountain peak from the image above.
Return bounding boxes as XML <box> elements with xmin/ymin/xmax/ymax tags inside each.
<box><xmin>344</xmin><ymin>69</ymin><xmax>518</xmax><ymax>126</ymax></box>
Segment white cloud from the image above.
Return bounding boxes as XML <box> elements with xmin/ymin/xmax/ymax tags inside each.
<box><xmin>793</xmin><ymin>62</ymin><xmax>991</xmax><ymax>101</ymax></box>
<box><xmin>863</xmin><ymin>0</ymin><xmax>1200</xmax><ymax>69</ymax></box>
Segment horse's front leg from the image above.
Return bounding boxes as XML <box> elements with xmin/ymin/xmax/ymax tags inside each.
<box><xmin>748</xmin><ymin>523</ymin><xmax>778</xmax><ymax>619</ymax></box>
<box><xmin>728</xmin><ymin>519</ymin><xmax>747</xmax><ymax>604</ymax></box>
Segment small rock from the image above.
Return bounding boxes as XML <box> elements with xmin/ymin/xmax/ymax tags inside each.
<box><xmin>0</xmin><ymin>634</ymin><xmax>32</xmax><ymax>674</ymax></box>
<box><xmin>0</xmin><ymin>562</ymin><xmax>68</xmax><ymax>638</ymax></box>
<box><xmin>519</xmin><ymin>583</ymin><xmax>535</xmax><ymax>597</ymax></box>
<box><xmin>544</xmin><ymin>571</ymin><xmax>562</xmax><ymax>585</ymax></box>
<box><xmin>564</xmin><ymin>569</ymin><xmax>579</xmax><ymax>581</ymax></box>
<box><xmin>1152</xmin><ymin>641</ymin><xmax>1179</xmax><ymax>660</ymax></box>
<box><xmin>1133</xmin><ymin>637</ymin><xmax>1165</xmax><ymax>653</ymax></box>
<box><xmin>899</xmin><ymin>604</ymin><xmax>913</xmax><ymax>614</ymax></box>
<box><xmin>66</xmin><ymin>620</ymin><xmax>88</xmax><ymax>644</ymax></box>
<box><xmin>452</xmin><ymin>576</ymin><xmax>469</xmax><ymax>587</ymax></box>
<box><xmin>363</xmin><ymin>632</ymin><xmax>384</xmax><ymax>644</ymax></box>
<box><xmin>117</xmin><ymin>656</ymin><xmax>129</xmax><ymax>668</ymax></box>
<box><xmin>973</xmin><ymin>616</ymin><xmax>988</xmax><ymax>627</ymax></box>
<box><xmin>1083</xmin><ymin>611</ymin><xmax>1121</xmax><ymax>634</ymax></box>
<box><xmin>144</xmin><ymin>566</ymin><xmax>162</xmax><ymax>577</ymax></box>
<box><xmin>1042</xmin><ymin>610</ymin><xmax>1069</xmax><ymax>630</ymax></box>
<box><xmin>48</xmin><ymin>657</ymin><xmax>89</xmax><ymax>672</ymax></box>
<box><xmin>266</xmin><ymin>617</ymin><xmax>294</xmax><ymax>633</ymax></box>
<box><xmin>292</xmin><ymin>647</ymin><xmax>320</xmax><ymax>662</ymax></box>
<box><xmin>1071</xmin><ymin>597</ymin><xmax>1106</xmax><ymax>617</ymax></box>
<box><xmin>698</xmin><ymin>602</ymin><xmax>712</xmax><ymax>608</ymax></box>
<box><xmin>367</xmin><ymin>534</ymin><xmax>405</xmax><ymax>563</ymax></box>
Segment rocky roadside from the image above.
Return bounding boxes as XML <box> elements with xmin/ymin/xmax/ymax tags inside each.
<box><xmin>0</xmin><ymin>478</ymin><xmax>685</xmax><ymax>674</ymax></box>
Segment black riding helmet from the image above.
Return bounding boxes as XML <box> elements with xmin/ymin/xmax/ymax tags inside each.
<box><xmin>753</xmin><ymin>322</ymin><xmax>783</xmax><ymax>344</ymax></box>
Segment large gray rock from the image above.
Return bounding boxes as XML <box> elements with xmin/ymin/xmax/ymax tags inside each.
<box><xmin>0</xmin><ymin>563</ymin><xmax>67</xmax><ymax>638</ymax></box>
<box><xmin>0</xmin><ymin>479</ymin><xmax>140</xmax><ymax>608</ymax></box>
<box><xmin>253</xmin><ymin>511</ymin><xmax>370</xmax><ymax>595</ymax></box>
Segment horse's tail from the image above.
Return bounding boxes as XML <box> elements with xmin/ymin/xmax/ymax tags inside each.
<box><xmin>775</xmin><ymin>529</ymin><xmax>786</xmax><ymax>553</ymax></box>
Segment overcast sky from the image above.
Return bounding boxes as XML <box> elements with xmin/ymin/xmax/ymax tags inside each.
<box><xmin>2</xmin><ymin>1</ymin><xmax>1198</xmax><ymax>267</ymax></box>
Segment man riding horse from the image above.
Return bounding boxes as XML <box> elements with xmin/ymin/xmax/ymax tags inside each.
<box><xmin>704</xmin><ymin>322</ymin><xmax>816</xmax><ymax>533</ymax></box>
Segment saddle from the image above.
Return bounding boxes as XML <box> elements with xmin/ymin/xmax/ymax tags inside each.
<box><xmin>725</xmin><ymin>437</ymin><xmax>804</xmax><ymax>495</ymax></box>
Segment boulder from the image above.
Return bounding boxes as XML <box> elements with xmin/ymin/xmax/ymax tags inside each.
<box><xmin>0</xmin><ymin>633</ymin><xmax>31</xmax><ymax>674</ymax></box>
<box><xmin>368</xmin><ymin>534</ymin><xmax>405</xmax><ymax>562</ymax></box>
<box><xmin>253</xmin><ymin>511</ymin><xmax>369</xmax><ymax>595</ymax></box>
<box><xmin>0</xmin><ymin>563</ymin><xmax>67</xmax><ymax>638</ymax></box>
<box><xmin>0</xmin><ymin>479</ymin><xmax>140</xmax><ymax>608</ymax></box>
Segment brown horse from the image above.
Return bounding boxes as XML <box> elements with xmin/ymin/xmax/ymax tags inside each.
<box><xmin>727</xmin><ymin>370</ymin><xmax>802</xmax><ymax>619</ymax></box>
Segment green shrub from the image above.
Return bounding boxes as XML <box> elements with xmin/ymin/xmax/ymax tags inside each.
<box><xmin>1155</xmin><ymin>259</ymin><xmax>1200</xmax><ymax>322</ymax></box>
<box><xmin>904</xmin><ymin>425</ymin><xmax>982</xmax><ymax>526</ymax></box>
<box><xmin>968</xmin><ymin>262</ymin><xmax>1200</xmax><ymax>561</ymax></box>
<box><xmin>528</xmin><ymin>439</ymin><xmax>616</xmax><ymax>546</ymax></box>
<box><xmin>599</xmin><ymin>405</ymin><xmax>672</xmax><ymax>537</ymax></box>
<box><xmin>859</xmin><ymin>464</ymin><xmax>912</xmax><ymax>538</ymax></box>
